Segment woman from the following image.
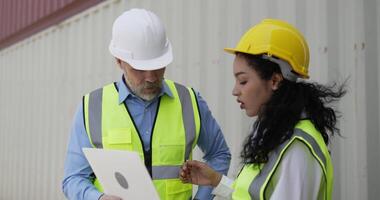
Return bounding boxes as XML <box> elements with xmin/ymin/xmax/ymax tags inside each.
<box><xmin>179</xmin><ymin>19</ymin><xmax>346</xmax><ymax>200</ymax></box>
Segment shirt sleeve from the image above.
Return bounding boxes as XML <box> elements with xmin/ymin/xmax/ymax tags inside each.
<box><xmin>212</xmin><ymin>175</ymin><xmax>234</xmax><ymax>199</ymax></box>
<box><xmin>62</xmin><ymin>101</ymin><xmax>103</xmax><ymax>200</ymax></box>
<box><xmin>193</xmin><ymin>91</ymin><xmax>232</xmax><ymax>200</ymax></box>
<box><xmin>268</xmin><ymin>140</ymin><xmax>324</xmax><ymax>200</ymax></box>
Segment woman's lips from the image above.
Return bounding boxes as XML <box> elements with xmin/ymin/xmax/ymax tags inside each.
<box><xmin>240</xmin><ymin>103</ymin><xmax>245</xmax><ymax>109</ymax></box>
<box><xmin>237</xmin><ymin>99</ymin><xmax>245</xmax><ymax>109</ymax></box>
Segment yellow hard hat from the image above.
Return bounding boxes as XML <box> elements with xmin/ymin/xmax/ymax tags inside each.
<box><xmin>224</xmin><ymin>19</ymin><xmax>310</xmax><ymax>78</ymax></box>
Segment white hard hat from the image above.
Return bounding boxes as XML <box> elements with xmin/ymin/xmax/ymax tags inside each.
<box><xmin>109</xmin><ymin>8</ymin><xmax>173</xmax><ymax>70</ymax></box>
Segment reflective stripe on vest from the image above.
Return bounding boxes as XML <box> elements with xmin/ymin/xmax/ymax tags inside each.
<box><xmin>87</xmin><ymin>88</ymin><xmax>103</xmax><ymax>148</ymax></box>
<box><xmin>174</xmin><ymin>83</ymin><xmax>196</xmax><ymax>161</ymax></box>
<box><xmin>233</xmin><ymin>120</ymin><xmax>333</xmax><ymax>200</ymax></box>
<box><xmin>152</xmin><ymin>165</ymin><xmax>182</xmax><ymax>180</ymax></box>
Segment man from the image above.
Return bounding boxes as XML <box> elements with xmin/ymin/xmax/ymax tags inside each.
<box><xmin>62</xmin><ymin>8</ymin><xmax>231</xmax><ymax>200</ymax></box>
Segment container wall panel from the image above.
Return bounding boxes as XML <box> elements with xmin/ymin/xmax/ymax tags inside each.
<box><xmin>0</xmin><ymin>0</ymin><xmax>378</xmax><ymax>199</ymax></box>
<box><xmin>0</xmin><ymin>0</ymin><xmax>103</xmax><ymax>50</ymax></box>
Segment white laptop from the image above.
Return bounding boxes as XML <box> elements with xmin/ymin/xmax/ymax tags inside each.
<box><xmin>82</xmin><ymin>148</ymin><xmax>160</xmax><ymax>200</ymax></box>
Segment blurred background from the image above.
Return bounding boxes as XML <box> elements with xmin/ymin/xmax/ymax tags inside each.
<box><xmin>0</xmin><ymin>0</ymin><xmax>379</xmax><ymax>199</ymax></box>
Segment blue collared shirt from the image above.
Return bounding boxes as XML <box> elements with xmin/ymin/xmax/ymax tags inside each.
<box><xmin>62</xmin><ymin>78</ymin><xmax>231</xmax><ymax>200</ymax></box>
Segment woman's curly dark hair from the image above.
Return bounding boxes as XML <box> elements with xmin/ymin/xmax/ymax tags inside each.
<box><xmin>238</xmin><ymin>53</ymin><xmax>347</xmax><ymax>165</ymax></box>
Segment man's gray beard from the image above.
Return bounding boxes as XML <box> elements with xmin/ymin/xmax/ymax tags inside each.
<box><xmin>125</xmin><ymin>76</ymin><xmax>162</xmax><ymax>101</ymax></box>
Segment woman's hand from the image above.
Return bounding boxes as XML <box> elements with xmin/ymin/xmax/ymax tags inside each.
<box><xmin>179</xmin><ymin>160</ymin><xmax>222</xmax><ymax>187</ymax></box>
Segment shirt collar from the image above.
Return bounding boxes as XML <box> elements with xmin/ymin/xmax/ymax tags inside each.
<box><xmin>117</xmin><ymin>76</ymin><xmax>173</xmax><ymax>104</ymax></box>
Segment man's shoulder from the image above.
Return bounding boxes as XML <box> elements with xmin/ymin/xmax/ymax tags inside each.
<box><xmin>166</xmin><ymin>80</ymin><xmax>200</xmax><ymax>93</ymax></box>
<box><xmin>84</xmin><ymin>82</ymin><xmax>117</xmax><ymax>96</ymax></box>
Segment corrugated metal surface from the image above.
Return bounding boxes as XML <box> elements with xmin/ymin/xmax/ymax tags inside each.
<box><xmin>0</xmin><ymin>0</ymin><xmax>84</xmax><ymax>38</ymax></box>
<box><xmin>0</xmin><ymin>0</ymin><xmax>379</xmax><ymax>199</ymax></box>
<box><xmin>0</xmin><ymin>0</ymin><xmax>103</xmax><ymax>50</ymax></box>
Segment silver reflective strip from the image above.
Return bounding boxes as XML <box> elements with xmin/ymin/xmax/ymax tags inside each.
<box><xmin>174</xmin><ymin>83</ymin><xmax>196</xmax><ymax>160</ymax></box>
<box><xmin>152</xmin><ymin>165</ymin><xmax>181</xmax><ymax>179</ymax></box>
<box><xmin>249</xmin><ymin>140</ymin><xmax>288</xmax><ymax>199</ymax></box>
<box><xmin>88</xmin><ymin>88</ymin><xmax>103</xmax><ymax>148</ymax></box>
<box><xmin>293</xmin><ymin>128</ymin><xmax>326</xmax><ymax>166</ymax></box>
<box><xmin>248</xmin><ymin>128</ymin><xmax>327</xmax><ymax>199</ymax></box>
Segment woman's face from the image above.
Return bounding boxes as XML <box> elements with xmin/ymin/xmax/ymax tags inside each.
<box><xmin>232</xmin><ymin>55</ymin><xmax>279</xmax><ymax>117</ymax></box>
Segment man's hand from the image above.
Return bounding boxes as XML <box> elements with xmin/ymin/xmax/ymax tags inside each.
<box><xmin>99</xmin><ymin>194</ymin><xmax>122</xmax><ymax>200</ymax></box>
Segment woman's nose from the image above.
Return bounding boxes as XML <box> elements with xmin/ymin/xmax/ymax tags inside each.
<box><xmin>232</xmin><ymin>85</ymin><xmax>240</xmax><ymax>96</ymax></box>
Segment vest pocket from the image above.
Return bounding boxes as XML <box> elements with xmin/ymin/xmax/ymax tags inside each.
<box><xmin>105</xmin><ymin>128</ymin><xmax>133</xmax><ymax>150</ymax></box>
<box><xmin>158</xmin><ymin>144</ymin><xmax>184</xmax><ymax>165</ymax></box>
<box><xmin>166</xmin><ymin>179</ymin><xmax>192</xmax><ymax>199</ymax></box>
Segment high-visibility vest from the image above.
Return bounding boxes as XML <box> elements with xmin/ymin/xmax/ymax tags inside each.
<box><xmin>83</xmin><ymin>79</ymin><xmax>201</xmax><ymax>200</ymax></box>
<box><xmin>232</xmin><ymin>120</ymin><xmax>333</xmax><ymax>200</ymax></box>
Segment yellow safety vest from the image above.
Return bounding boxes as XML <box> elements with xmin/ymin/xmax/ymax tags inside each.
<box><xmin>83</xmin><ymin>79</ymin><xmax>200</xmax><ymax>200</ymax></box>
<box><xmin>232</xmin><ymin>120</ymin><xmax>333</xmax><ymax>200</ymax></box>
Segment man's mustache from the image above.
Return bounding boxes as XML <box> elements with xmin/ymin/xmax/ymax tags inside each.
<box><xmin>142</xmin><ymin>81</ymin><xmax>162</xmax><ymax>89</ymax></box>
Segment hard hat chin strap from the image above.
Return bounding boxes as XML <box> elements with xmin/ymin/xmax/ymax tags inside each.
<box><xmin>262</xmin><ymin>54</ymin><xmax>299</xmax><ymax>82</ymax></box>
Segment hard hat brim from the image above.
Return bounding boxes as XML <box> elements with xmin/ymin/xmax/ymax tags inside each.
<box><xmin>110</xmin><ymin>42</ymin><xmax>173</xmax><ymax>71</ymax></box>
<box><xmin>224</xmin><ymin>47</ymin><xmax>255</xmax><ymax>55</ymax></box>
<box><xmin>223</xmin><ymin>47</ymin><xmax>239</xmax><ymax>54</ymax></box>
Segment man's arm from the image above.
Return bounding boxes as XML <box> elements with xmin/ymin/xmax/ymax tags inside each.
<box><xmin>193</xmin><ymin>92</ymin><xmax>231</xmax><ymax>200</ymax></box>
<box><xmin>62</xmin><ymin>102</ymin><xmax>103</xmax><ymax>200</ymax></box>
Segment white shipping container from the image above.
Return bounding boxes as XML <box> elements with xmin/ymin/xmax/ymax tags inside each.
<box><xmin>0</xmin><ymin>0</ymin><xmax>378</xmax><ymax>199</ymax></box>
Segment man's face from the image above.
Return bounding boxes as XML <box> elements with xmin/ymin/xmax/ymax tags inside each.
<box><xmin>118</xmin><ymin>59</ymin><xmax>166</xmax><ymax>101</ymax></box>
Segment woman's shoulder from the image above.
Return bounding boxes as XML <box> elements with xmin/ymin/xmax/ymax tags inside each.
<box><xmin>268</xmin><ymin>140</ymin><xmax>326</xmax><ymax>199</ymax></box>
<box><xmin>281</xmin><ymin>139</ymin><xmax>320</xmax><ymax>167</ymax></box>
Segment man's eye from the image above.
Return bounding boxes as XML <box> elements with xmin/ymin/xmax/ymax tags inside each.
<box><xmin>240</xmin><ymin>81</ymin><xmax>247</xmax><ymax>85</ymax></box>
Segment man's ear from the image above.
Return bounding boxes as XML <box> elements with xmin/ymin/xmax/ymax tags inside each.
<box><xmin>271</xmin><ymin>73</ymin><xmax>283</xmax><ymax>90</ymax></box>
<box><xmin>115</xmin><ymin>58</ymin><xmax>122</xmax><ymax>69</ymax></box>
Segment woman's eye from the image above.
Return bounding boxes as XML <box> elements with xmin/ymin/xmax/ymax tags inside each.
<box><xmin>239</xmin><ymin>81</ymin><xmax>247</xmax><ymax>85</ymax></box>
